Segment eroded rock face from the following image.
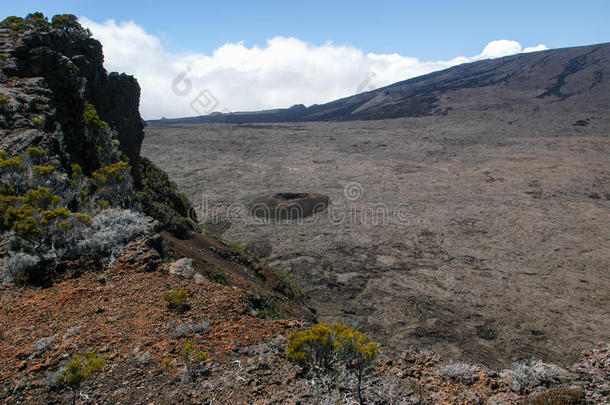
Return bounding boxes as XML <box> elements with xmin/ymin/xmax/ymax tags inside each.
<box><xmin>250</xmin><ymin>193</ymin><xmax>329</xmax><ymax>220</ymax></box>
<box><xmin>0</xmin><ymin>24</ymin><xmax>144</xmax><ymax>180</ymax></box>
<box><xmin>0</xmin><ymin>18</ymin><xmax>193</xmax><ymax>237</ymax></box>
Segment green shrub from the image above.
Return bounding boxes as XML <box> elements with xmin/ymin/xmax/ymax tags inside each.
<box><xmin>2</xmin><ymin>16</ymin><xmax>25</xmax><ymax>35</ymax></box>
<box><xmin>162</xmin><ymin>358</ymin><xmax>175</xmax><ymax>370</ymax></box>
<box><xmin>32</xmin><ymin>116</ymin><xmax>45</xmax><ymax>127</ymax></box>
<box><xmin>51</xmin><ymin>14</ymin><xmax>91</xmax><ymax>37</ymax></box>
<box><xmin>287</xmin><ymin>322</ymin><xmax>335</xmax><ymax>368</ymax></box>
<box><xmin>195</xmin><ymin>351</ymin><xmax>208</xmax><ymax>363</ymax></box>
<box><xmin>57</xmin><ymin>352</ymin><xmax>104</xmax><ymax>405</ymax></box>
<box><xmin>26</xmin><ymin>146</ymin><xmax>47</xmax><ymax>163</ymax></box>
<box><xmin>83</xmin><ymin>103</ymin><xmax>110</xmax><ymax>131</ymax></box>
<box><xmin>25</xmin><ymin>12</ymin><xmax>49</xmax><ymax>28</ymax></box>
<box><xmin>163</xmin><ymin>290</ymin><xmax>189</xmax><ymax>311</ymax></box>
<box><xmin>0</xmin><ymin>147</ymin><xmax>151</xmax><ymax>284</ymax></box>
<box><xmin>181</xmin><ymin>340</ymin><xmax>196</xmax><ymax>362</ymax></box>
<box><xmin>287</xmin><ymin>322</ymin><xmax>380</xmax><ymax>405</ymax></box>
<box><xmin>91</xmin><ymin>161</ymin><xmax>133</xmax><ymax>208</ymax></box>
<box><xmin>0</xmin><ymin>95</ymin><xmax>11</xmax><ymax>104</ymax></box>
<box><xmin>180</xmin><ymin>340</ymin><xmax>208</xmax><ymax>379</ymax></box>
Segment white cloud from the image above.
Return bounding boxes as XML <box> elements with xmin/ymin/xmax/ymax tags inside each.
<box><xmin>523</xmin><ymin>44</ymin><xmax>550</xmax><ymax>53</ymax></box>
<box><xmin>80</xmin><ymin>18</ymin><xmax>548</xmax><ymax>119</ymax></box>
<box><xmin>479</xmin><ymin>39</ymin><xmax>523</xmax><ymax>58</ymax></box>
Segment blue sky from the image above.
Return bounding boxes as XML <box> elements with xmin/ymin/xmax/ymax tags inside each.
<box><xmin>5</xmin><ymin>0</ymin><xmax>608</xmax><ymax>59</ymax></box>
<box><xmin>4</xmin><ymin>1</ymin><xmax>609</xmax><ymax>119</ymax></box>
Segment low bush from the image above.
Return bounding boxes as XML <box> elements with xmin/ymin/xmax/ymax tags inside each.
<box><xmin>74</xmin><ymin>208</ymin><xmax>153</xmax><ymax>267</ymax></box>
<box><xmin>32</xmin><ymin>116</ymin><xmax>45</xmax><ymax>127</ymax></box>
<box><xmin>83</xmin><ymin>103</ymin><xmax>110</xmax><ymax>131</ymax></box>
<box><xmin>1</xmin><ymin>146</ymin><xmax>153</xmax><ymax>283</ymax></box>
<box><xmin>180</xmin><ymin>340</ymin><xmax>208</xmax><ymax>381</ymax></box>
<box><xmin>287</xmin><ymin>322</ymin><xmax>336</xmax><ymax>369</ymax></box>
<box><xmin>438</xmin><ymin>360</ymin><xmax>480</xmax><ymax>384</ymax></box>
<box><xmin>163</xmin><ymin>290</ymin><xmax>189</xmax><ymax>312</ymax></box>
<box><xmin>503</xmin><ymin>359</ymin><xmax>565</xmax><ymax>394</ymax></box>
<box><xmin>91</xmin><ymin>161</ymin><xmax>133</xmax><ymax>208</ymax></box>
<box><xmin>2</xmin><ymin>251</ymin><xmax>48</xmax><ymax>285</ymax></box>
<box><xmin>56</xmin><ymin>352</ymin><xmax>104</xmax><ymax>405</ymax></box>
<box><xmin>51</xmin><ymin>14</ymin><xmax>91</xmax><ymax>38</ymax></box>
<box><xmin>287</xmin><ymin>322</ymin><xmax>380</xmax><ymax>405</ymax></box>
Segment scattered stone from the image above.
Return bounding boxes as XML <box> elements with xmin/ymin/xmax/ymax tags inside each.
<box><xmin>29</xmin><ymin>334</ymin><xmax>57</xmax><ymax>358</ymax></box>
<box><xmin>169</xmin><ymin>258</ymin><xmax>195</xmax><ymax>279</ymax></box>
<box><xmin>476</xmin><ymin>324</ymin><xmax>498</xmax><ymax>340</ymax></box>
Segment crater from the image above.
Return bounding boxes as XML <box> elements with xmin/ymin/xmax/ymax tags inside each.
<box><xmin>250</xmin><ymin>192</ymin><xmax>330</xmax><ymax>220</ymax></box>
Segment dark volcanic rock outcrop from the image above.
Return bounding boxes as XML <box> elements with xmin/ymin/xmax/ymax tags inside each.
<box><xmin>96</xmin><ymin>72</ymin><xmax>145</xmax><ymax>183</ymax></box>
<box><xmin>0</xmin><ymin>15</ymin><xmax>193</xmax><ymax>235</ymax></box>
<box><xmin>0</xmin><ymin>21</ymin><xmax>143</xmax><ymax>179</ymax></box>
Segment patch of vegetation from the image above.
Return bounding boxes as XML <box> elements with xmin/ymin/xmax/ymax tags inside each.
<box><xmin>503</xmin><ymin>359</ymin><xmax>565</xmax><ymax>394</ymax></box>
<box><xmin>439</xmin><ymin>360</ymin><xmax>479</xmax><ymax>384</ymax></box>
<box><xmin>25</xmin><ymin>12</ymin><xmax>49</xmax><ymax>28</ymax></box>
<box><xmin>51</xmin><ymin>14</ymin><xmax>91</xmax><ymax>38</ymax></box>
<box><xmin>2</xmin><ymin>16</ymin><xmax>25</xmax><ymax>35</ymax></box>
<box><xmin>270</xmin><ymin>266</ymin><xmax>306</xmax><ymax>302</ymax></box>
<box><xmin>162</xmin><ymin>358</ymin><xmax>175</xmax><ymax>371</ymax></box>
<box><xmin>137</xmin><ymin>156</ymin><xmax>194</xmax><ymax>238</ymax></box>
<box><xmin>0</xmin><ymin>147</ymin><xmax>150</xmax><ymax>284</ymax></box>
<box><xmin>83</xmin><ymin>103</ymin><xmax>110</xmax><ymax>131</ymax></box>
<box><xmin>56</xmin><ymin>352</ymin><xmax>104</xmax><ymax>405</ymax></box>
<box><xmin>163</xmin><ymin>290</ymin><xmax>189</xmax><ymax>312</ymax></box>
<box><xmin>91</xmin><ymin>161</ymin><xmax>133</xmax><ymax>208</ymax></box>
<box><xmin>181</xmin><ymin>340</ymin><xmax>208</xmax><ymax>380</ymax></box>
<box><xmin>32</xmin><ymin>116</ymin><xmax>45</xmax><ymax>128</ymax></box>
<box><xmin>0</xmin><ymin>95</ymin><xmax>11</xmax><ymax>105</ymax></box>
<box><xmin>287</xmin><ymin>322</ymin><xmax>381</xmax><ymax>405</ymax></box>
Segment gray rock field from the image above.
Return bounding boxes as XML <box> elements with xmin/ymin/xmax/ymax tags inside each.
<box><xmin>143</xmin><ymin>108</ymin><xmax>609</xmax><ymax>368</ymax></box>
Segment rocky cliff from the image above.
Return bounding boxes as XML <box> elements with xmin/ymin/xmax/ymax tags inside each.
<box><xmin>0</xmin><ymin>14</ymin><xmax>194</xmax><ymax>238</ymax></box>
<box><xmin>0</xmin><ymin>15</ymin><xmax>143</xmax><ymax>181</ymax></box>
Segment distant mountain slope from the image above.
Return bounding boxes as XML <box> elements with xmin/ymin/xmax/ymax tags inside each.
<box><xmin>149</xmin><ymin>42</ymin><xmax>609</xmax><ymax>125</ymax></box>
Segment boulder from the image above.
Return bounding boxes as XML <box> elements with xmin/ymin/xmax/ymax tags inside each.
<box><xmin>169</xmin><ymin>258</ymin><xmax>195</xmax><ymax>279</ymax></box>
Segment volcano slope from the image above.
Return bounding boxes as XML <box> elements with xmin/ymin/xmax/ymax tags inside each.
<box><xmin>143</xmin><ymin>44</ymin><xmax>610</xmax><ymax>369</ymax></box>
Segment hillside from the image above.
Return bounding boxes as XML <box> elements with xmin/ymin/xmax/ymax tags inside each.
<box><xmin>1</xmin><ymin>14</ymin><xmax>608</xmax><ymax>404</ymax></box>
<box><xmin>148</xmin><ymin>42</ymin><xmax>609</xmax><ymax>124</ymax></box>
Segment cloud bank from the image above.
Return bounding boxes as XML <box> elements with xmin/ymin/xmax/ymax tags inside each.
<box><xmin>80</xmin><ymin>18</ymin><xmax>548</xmax><ymax>120</ymax></box>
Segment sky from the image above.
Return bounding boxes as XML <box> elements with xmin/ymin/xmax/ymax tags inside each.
<box><xmin>4</xmin><ymin>1</ymin><xmax>609</xmax><ymax>119</ymax></box>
